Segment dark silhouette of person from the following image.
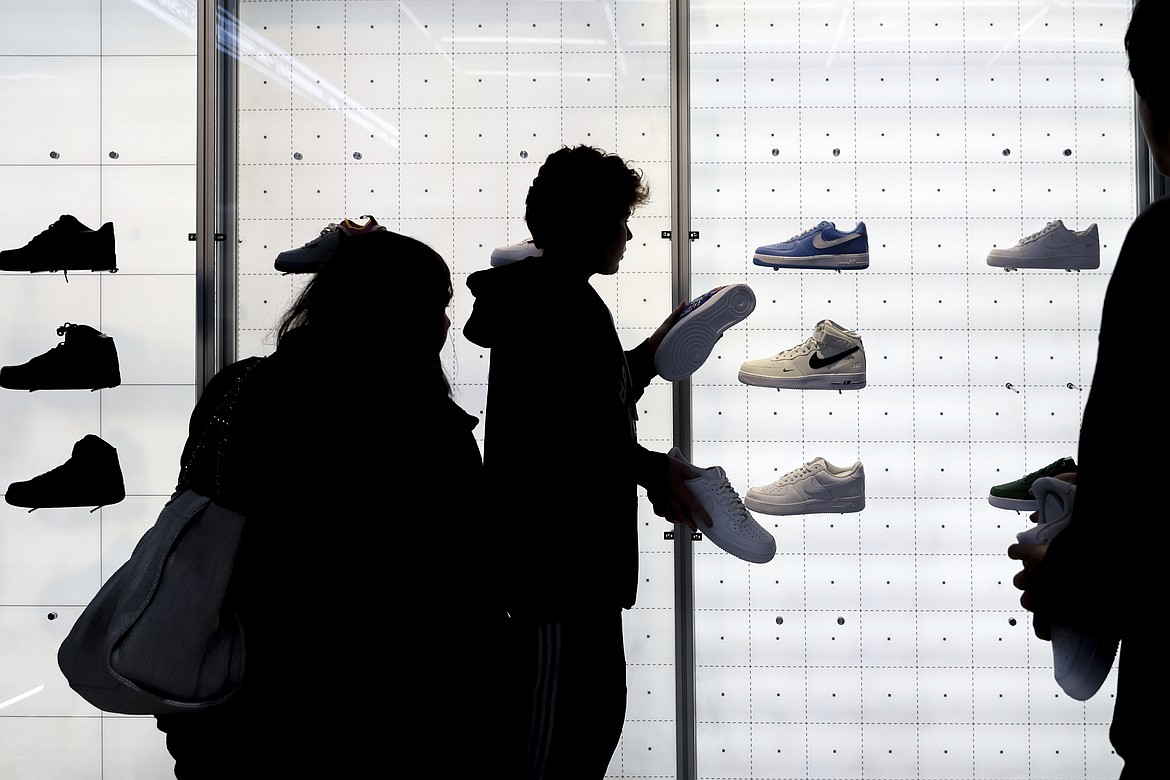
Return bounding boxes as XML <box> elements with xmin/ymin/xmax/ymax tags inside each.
<box><xmin>155</xmin><ymin>229</ymin><xmax>508</xmax><ymax>777</ymax></box>
<box><xmin>464</xmin><ymin>144</ymin><xmax>707</xmax><ymax>779</ymax></box>
<box><xmin>1009</xmin><ymin>3</ymin><xmax>1170</xmax><ymax>776</ymax></box>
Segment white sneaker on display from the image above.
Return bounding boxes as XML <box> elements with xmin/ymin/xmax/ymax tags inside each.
<box><xmin>986</xmin><ymin>220</ymin><xmax>1100</xmax><ymax>270</ymax></box>
<box><xmin>668</xmin><ymin>447</ymin><xmax>776</xmax><ymax>564</ymax></box>
<box><xmin>490</xmin><ymin>239</ymin><xmax>542</xmax><ymax>267</ymax></box>
<box><xmin>1015</xmin><ymin>476</ymin><xmax>1118</xmax><ymax>701</ymax></box>
<box><xmin>745</xmin><ymin>457</ymin><xmax>865</xmax><ymax>516</ymax></box>
<box><xmin>738</xmin><ymin>319</ymin><xmax>865</xmax><ymax>390</ymax></box>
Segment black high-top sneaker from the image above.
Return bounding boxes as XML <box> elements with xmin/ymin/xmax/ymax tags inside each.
<box><xmin>5</xmin><ymin>434</ymin><xmax>126</xmax><ymax>511</ymax></box>
<box><xmin>1</xmin><ymin>323</ymin><xmax>121</xmax><ymax>391</ymax></box>
<box><xmin>0</xmin><ymin>215</ymin><xmax>117</xmax><ymax>275</ymax></box>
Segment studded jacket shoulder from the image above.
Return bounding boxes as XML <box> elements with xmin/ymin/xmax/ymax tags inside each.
<box><xmin>174</xmin><ymin>356</ymin><xmax>263</xmax><ymax>505</ymax></box>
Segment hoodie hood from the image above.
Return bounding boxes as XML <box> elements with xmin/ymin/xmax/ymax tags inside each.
<box><xmin>464</xmin><ymin>255</ymin><xmax>572</xmax><ymax>349</ymax></box>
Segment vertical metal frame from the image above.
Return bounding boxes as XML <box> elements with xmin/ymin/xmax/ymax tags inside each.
<box><xmin>669</xmin><ymin>1</ymin><xmax>696</xmax><ymax>778</ymax></box>
<box><xmin>196</xmin><ymin>0</ymin><xmax>239</xmax><ymax>393</ymax></box>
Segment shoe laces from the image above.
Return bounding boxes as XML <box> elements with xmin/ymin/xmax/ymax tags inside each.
<box><xmin>28</xmin><ymin>217</ymin><xmax>68</xmax><ymax>245</ymax></box>
<box><xmin>303</xmin><ymin>223</ymin><xmax>342</xmax><ymax>246</ymax></box>
<box><xmin>772</xmin><ymin>336</ymin><xmax>819</xmax><ymax>360</ymax></box>
<box><xmin>774</xmin><ymin>461</ymin><xmax>820</xmax><ymax>485</ymax></box>
<box><xmin>787</xmin><ymin>221</ymin><xmax>830</xmax><ymax>242</ymax></box>
<box><xmin>1018</xmin><ymin>221</ymin><xmax>1059</xmax><ymax>244</ymax></box>
<box><xmin>708</xmin><ymin>473</ymin><xmax>752</xmax><ymax>524</ymax></box>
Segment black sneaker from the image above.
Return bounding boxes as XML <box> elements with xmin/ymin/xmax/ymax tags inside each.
<box><xmin>0</xmin><ymin>215</ymin><xmax>117</xmax><ymax>276</ymax></box>
<box><xmin>5</xmin><ymin>434</ymin><xmax>126</xmax><ymax>511</ymax></box>
<box><xmin>988</xmin><ymin>456</ymin><xmax>1078</xmax><ymax>511</ymax></box>
<box><xmin>1</xmin><ymin>323</ymin><xmax>121</xmax><ymax>391</ymax></box>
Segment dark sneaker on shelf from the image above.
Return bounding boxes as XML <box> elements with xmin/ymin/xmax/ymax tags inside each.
<box><xmin>5</xmin><ymin>434</ymin><xmax>126</xmax><ymax>512</ymax></box>
<box><xmin>0</xmin><ymin>215</ymin><xmax>117</xmax><ymax>275</ymax></box>
<box><xmin>987</xmin><ymin>456</ymin><xmax>1077</xmax><ymax>511</ymax></box>
<box><xmin>274</xmin><ymin>215</ymin><xmax>386</xmax><ymax>273</ymax></box>
<box><xmin>1</xmin><ymin>322</ymin><xmax>121</xmax><ymax>391</ymax></box>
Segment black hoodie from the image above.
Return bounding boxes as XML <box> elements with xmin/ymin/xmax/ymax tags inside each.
<box><xmin>465</xmin><ymin>255</ymin><xmax>666</xmax><ymax>617</ymax></box>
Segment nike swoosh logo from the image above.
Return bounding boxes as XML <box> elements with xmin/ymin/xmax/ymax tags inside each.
<box><xmin>812</xmin><ymin>233</ymin><xmax>861</xmax><ymax>249</ymax></box>
<box><xmin>809</xmin><ymin>346</ymin><xmax>860</xmax><ymax>369</ymax></box>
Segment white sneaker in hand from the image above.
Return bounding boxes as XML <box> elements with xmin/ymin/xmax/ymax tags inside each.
<box><xmin>669</xmin><ymin>448</ymin><xmax>776</xmax><ymax>564</ymax></box>
<box><xmin>1016</xmin><ymin>476</ymin><xmax>1118</xmax><ymax>701</ymax></box>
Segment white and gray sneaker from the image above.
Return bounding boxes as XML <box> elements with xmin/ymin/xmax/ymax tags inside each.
<box><xmin>274</xmin><ymin>215</ymin><xmax>386</xmax><ymax>274</ymax></box>
<box><xmin>1016</xmin><ymin>476</ymin><xmax>1118</xmax><ymax>701</ymax></box>
<box><xmin>745</xmin><ymin>457</ymin><xmax>865</xmax><ymax>515</ymax></box>
<box><xmin>986</xmin><ymin>220</ymin><xmax>1100</xmax><ymax>270</ymax></box>
<box><xmin>490</xmin><ymin>238</ymin><xmax>543</xmax><ymax>267</ymax></box>
<box><xmin>738</xmin><ymin>319</ymin><xmax>865</xmax><ymax>390</ymax></box>
<box><xmin>669</xmin><ymin>447</ymin><xmax>776</xmax><ymax>564</ymax></box>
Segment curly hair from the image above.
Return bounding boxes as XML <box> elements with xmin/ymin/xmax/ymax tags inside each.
<box><xmin>524</xmin><ymin>145</ymin><xmax>650</xmax><ymax>251</ymax></box>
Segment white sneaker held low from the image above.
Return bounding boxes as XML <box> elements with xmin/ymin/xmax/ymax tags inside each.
<box><xmin>668</xmin><ymin>447</ymin><xmax>776</xmax><ymax>564</ymax></box>
<box><xmin>1016</xmin><ymin>476</ymin><xmax>1118</xmax><ymax>701</ymax></box>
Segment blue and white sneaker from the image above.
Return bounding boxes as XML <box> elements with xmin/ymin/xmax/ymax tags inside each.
<box><xmin>753</xmin><ymin>221</ymin><xmax>869</xmax><ymax>270</ymax></box>
<box><xmin>655</xmin><ymin>283</ymin><xmax>756</xmax><ymax>381</ymax></box>
<box><xmin>1016</xmin><ymin>476</ymin><xmax>1118</xmax><ymax>701</ymax></box>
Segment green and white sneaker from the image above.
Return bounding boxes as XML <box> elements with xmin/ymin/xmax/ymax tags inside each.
<box><xmin>987</xmin><ymin>456</ymin><xmax>1077</xmax><ymax>511</ymax></box>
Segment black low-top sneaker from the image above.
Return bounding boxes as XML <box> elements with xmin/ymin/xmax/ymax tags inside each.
<box><xmin>0</xmin><ymin>215</ymin><xmax>117</xmax><ymax>275</ymax></box>
<box><xmin>1</xmin><ymin>322</ymin><xmax>121</xmax><ymax>391</ymax></box>
<box><xmin>5</xmin><ymin>434</ymin><xmax>126</xmax><ymax>512</ymax></box>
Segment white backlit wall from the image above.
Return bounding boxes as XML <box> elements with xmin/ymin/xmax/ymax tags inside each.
<box><xmin>0</xmin><ymin>1</ymin><xmax>1140</xmax><ymax>779</ymax></box>
<box><xmin>687</xmin><ymin>2</ymin><xmax>1130</xmax><ymax>779</ymax></box>
<box><xmin>0</xmin><ymin>0</ymin><xmax>197</xmax><ymax>777</ymax></box>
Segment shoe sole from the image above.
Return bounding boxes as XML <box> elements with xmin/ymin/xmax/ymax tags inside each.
<box><xmin>737</xmin><ymin>370</ymin><xmax>865</xmax><ymax>390</ymax></box>
<box><xmin>656</xmin><ymin>284</ymin><xmax>756</xmax><ymax>381</ymax></box>
<box><xmin>744</xmin><ymin>495</ymin><xmax>865</xmax><ymax>515</ymax></box>
<box><xmin>987</xmin><ymin>494</ymin><xmax>1038</xmax><ymax>511</ymax></box>
<box><xmin>702</xmin><ymin>526</ymin><xmax>776</xmax><ymax>564</ymax></box>
<box><xmin>753</xmin><ymin>252</ymin><xmax>869</xmax><ymax>270</ymax></box>
<box><xmin>986</xmin><ymin>254</ymin><xmax>1099</xmax><ymax>270</ymax></box>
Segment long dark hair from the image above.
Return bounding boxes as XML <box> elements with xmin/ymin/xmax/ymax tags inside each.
<box><xmin>276</xmin><ymin>229</ymin><xmax>453</xmax><ymax>395</ymax></box>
